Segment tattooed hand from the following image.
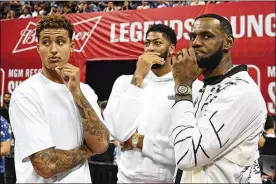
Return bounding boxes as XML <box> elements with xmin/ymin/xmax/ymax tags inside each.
<box><xmin>172</xmin><ymin>48</ymin><xmax>202</xmax><ymax>87</ymax></box>
<box><xmin>131</xmin><ymin>52</ymin><xmax>165</xmax><ymax>87</ymax></box>
<box><xmin>55</xmin><ymin>63</ymin><xmax>80</xmax><ymax>94</ymax></box>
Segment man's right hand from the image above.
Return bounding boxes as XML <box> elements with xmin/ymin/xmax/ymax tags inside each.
<box><xmin>131</xmin><ymin>52</ymin><xmax>165</xmax><ymax>87</ymax></box>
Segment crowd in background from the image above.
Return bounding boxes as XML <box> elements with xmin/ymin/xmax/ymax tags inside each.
<box><xmin>0</xmin><ymin>1</ymin><xmax>235</xmax><ymax>20</ymax></box>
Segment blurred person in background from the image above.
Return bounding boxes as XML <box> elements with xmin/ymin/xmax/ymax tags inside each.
<box><xmin>19</xmin><ymin>6</ymin><xmax>31</xmax><ymax>19</ymax></box>
<box><xmin>103</xmin><ymin>1</ymin><xmax>118</xmax><ymax>12</ymax></box>
<box><xmin>0</xmin><ymin>115</ymin><xmax>11</xmax><ymax>184</ymax></box>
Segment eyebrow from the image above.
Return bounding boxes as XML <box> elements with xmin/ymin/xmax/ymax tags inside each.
<box><xmin>189</xmin><ymin>30</ymin><xmax>216</xmax><ymax>37</ymax></box>
<box><xmin>145</xmin><ymin>38</ymin><xmax>164</xmax><ymax>42</ymax></box>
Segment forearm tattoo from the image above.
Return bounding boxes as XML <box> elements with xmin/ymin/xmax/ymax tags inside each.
<box><xmin>30</xmin><ymin>145</ymin><xmax>90</xmax><ymax>177</ymax></box>
<box><xmin>76</xmin><ymin>92</ymin><xmax>109</xmax><ymax>142</ymax></box>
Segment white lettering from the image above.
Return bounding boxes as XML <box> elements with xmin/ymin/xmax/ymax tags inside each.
<box><xmin>268</xmin><ymin>82</ymin><xmax>276</xmax><ymax>114</ymax></box>
<box><xmin>21</xmin><ymin>29</ymin><xmax>36</xmax><ymax>44</ymax></box>
<box><xmin>130</xmin><ymin>22</ymin><xmax>142</xmax><ymax>42</ymax></box>
<box><xmin>110</xmin><ymin>24</ymin><xmax>119</xmax><ymax>43</ymax></box>
<box><xmin>8</xmin><ymin>81</ymin><xmax>23</xmax><ymax>92</ymax></box>
<box><xmin>143</xmin><ymin>21</ymin><xmax>154</xmax><ymax>40</ymax></box>
<box><xmin>268</xmin><ymin>66</ymin><xmax>276</xmax><ymax>77</ymax></box>
<box><xmin>8</xmin><ymin>69</ymin><xmax>24</xmax><ymax>78</ymax></box>
<box><xmin>25</xmin><ymin>68</ymin><xmax>42</xmax><ymax>77</ymax></box>
<box><xmin>120</xmin><ymin>23</ymin><xmax>130</xmax><ymax>42</ymax></box>
<box><xmin>248</xmin><ymin>15</ymin><xmax>263</xmax><ymax>37</ymax></box>
<box><xmin>183</xmin><ymin>18</ymin><xmax>194</xmax><ymax>40</ymax></box>
<box><xmin>231</xmin><ymin>16</ymin><xmax>245</xmax><ymax>38</ymax></box>
<box><xmin>170</xmin><ymin>20</ymin><xmax>183</xmax><ymax>40</ymax></box>
<box><xmin>265</xmin><ymin>13</ymin><xmax>276</xmax><ymax>37</ymax></box>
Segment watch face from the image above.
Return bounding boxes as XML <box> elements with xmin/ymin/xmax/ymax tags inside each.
<box><xmin>178</xmin><ymin>85</ymin><xmax>188</xmax><ymax>94</ymax></box>
<box><xmin>132</xmin><ymin>138</ymin><xmax>138</xmax><ymax>145</ymax></box>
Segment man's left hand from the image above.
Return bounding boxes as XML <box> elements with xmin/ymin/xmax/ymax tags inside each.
<box><xmin>172</xmin><ymin>48</ymin><xmax>202</xmax><ymax>87</ymax></box>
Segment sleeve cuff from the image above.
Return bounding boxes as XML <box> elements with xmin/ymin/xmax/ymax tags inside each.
<box><xmin>172</xmin><ymin>100</ymin><xmax>194</xmax><ymax>111</ymax></box>
<box><xmin>142</xmin><ymin>135</ymin><xmax>154</xmax><ymax>158</ymax></box>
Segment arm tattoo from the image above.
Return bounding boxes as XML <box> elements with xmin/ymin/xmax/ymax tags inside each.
<box><xmin>76</xmin><ymin>92</ymin><xmax>109</xmax><ymax>143</ymax></box>
<box><xmin>131</xmin><ymin>76</ymin><xmax>138</xmax><ymax>86</ymax></box>
<box><xmin>130</xmin><ymin>75</ymin><xmax>142</xmax><ymax>87</ymax></box>
<box><xmin>30</xmin><ymin>145</ymin><xmax>91</xmax><ymax>177</ymax></box>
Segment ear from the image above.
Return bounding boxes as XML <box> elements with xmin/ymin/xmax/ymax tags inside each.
<box><xmin>70</xmin><ymin>41</ymin><xmax>74</xmax><ymax>53</ymax></box>
<box><xmin>36</xmin><ymin>43</ymin><xmax>40</xmax><ymax>54</ymax></box>
<box><xmin>169</xmin><ymin>44</ymin><xmax>176</xmax><ymax>56</ymax></box>
<box><xmin>224</xmin><ymin>35</ymin><xmax>234</xmax><ymax>51</ymax></box>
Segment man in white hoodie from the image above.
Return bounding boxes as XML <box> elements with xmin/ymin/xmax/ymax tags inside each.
<box><xmin>104</xmin><ymin>24</ymin><xmax>203</xmax><ymax>183</ymax></box>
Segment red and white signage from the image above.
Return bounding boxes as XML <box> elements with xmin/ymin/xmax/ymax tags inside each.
<box><xmin>0</xmin><ymin>2</ymin><xmax>275</xmax><ymax>114</ymax></box>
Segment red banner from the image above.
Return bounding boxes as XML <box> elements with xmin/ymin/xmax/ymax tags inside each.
<box><xmin>0</xmin><ymin>2</ymin><xmax>275</xmax><ymax>114</ymax></box>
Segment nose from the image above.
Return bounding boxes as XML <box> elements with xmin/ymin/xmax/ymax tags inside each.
<box><xmin>50</xmin><ymin>42</ymin><xmax>58</xmax><ymax>55</ymax></box>
<box><xmin>191</xmin><ymin>36</ymin><xmax>203</xmax><ymax>48</ymax></box>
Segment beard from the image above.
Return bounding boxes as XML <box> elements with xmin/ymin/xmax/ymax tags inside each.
<box><xmin>196</xmin><ymin>44</ymin><xmax>223</xmax><ymax>70</ymax></box>
<box><xmin>151</xmin><ymin>50</ymin><xmax>169</xmax><ymax>69</ymax></box>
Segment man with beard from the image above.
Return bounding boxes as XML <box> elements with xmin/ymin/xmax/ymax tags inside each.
<box><xmin>170</xmin><ymin>14</ymin><xmax>267</xmax><ymax>183</ymax></box>
<box><xmin>0</xmin><ymin>93</ymin><xmax>11</xmax><ymax>122</ymax></box>
<box><xmin>103</xmin><ymin>24</ymin><xmax>203</xmax><ymax>183</ymax></box>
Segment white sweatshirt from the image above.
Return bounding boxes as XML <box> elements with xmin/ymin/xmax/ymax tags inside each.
<box><xmin>104</xmin><ymin>71</ymin><xmax>203</xmax><ymax>182</ymax></box>
<box><xmin>170</xmin><ymin>65</ymin><xmax>267</xmax><ymax>183</ymax></box>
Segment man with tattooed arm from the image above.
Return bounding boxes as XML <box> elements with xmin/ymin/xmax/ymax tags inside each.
<box><xmin>9</xmin><ymin>15</ymin><xmax>109</xmax><ymax>183</ymax></box>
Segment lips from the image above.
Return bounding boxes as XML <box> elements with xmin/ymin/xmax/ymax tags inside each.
<box><xmin>48</xmin><ymin>57</ymin><xmax>60</xmax><ymax>62</ymax></box>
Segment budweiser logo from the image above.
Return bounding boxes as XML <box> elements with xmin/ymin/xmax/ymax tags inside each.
<box><xmin>12</xmin><ymin>16</ymin><xmax>102</xmax><ymax>54</ymax></box>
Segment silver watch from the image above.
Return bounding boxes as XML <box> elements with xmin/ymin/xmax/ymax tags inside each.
<box><xmin>175</xmin><ymin>84</ymin><xmax>192</xmax><ymax>96</ymax></box>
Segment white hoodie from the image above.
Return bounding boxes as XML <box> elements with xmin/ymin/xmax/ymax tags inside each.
<box><xmin>104</xmin><ymin>71</ymin><xmax>203</xmax><ymax>182</ymax></box>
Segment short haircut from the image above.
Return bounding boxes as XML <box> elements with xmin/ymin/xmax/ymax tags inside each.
<box><xmin>195</xmin><ymin>13</ymin><xmax>233</xmax><ymax>35</ymax></box>
<box><xmin>146</xmin><ymin>24</ymin><xmax>177</xmax><ymax>46</ymax></box>
<box><xmin>4</xmin><ymin>92</ymin><xmax>11</xmax><ymax>96</ymax></box>
<box><xmin>36</xmin><ymin>14</ymin><xmax>74</xmax><ymax>41</ymax></box>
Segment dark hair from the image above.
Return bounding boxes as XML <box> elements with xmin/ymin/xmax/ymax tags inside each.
<box><xmin>4</xmin><ymin>92</ymin><xmax>11</xmax><ymax>96</ymax></box>
<box><xmin>195</xmin><ymin>14</ymin><xmax>233</xmax><ymax>35</ymax></box>
<box><xmin>265</xmin><ymin>116</ymin><xmax>276</xmax><ymax>130</ymax></box>
<box><xmin>36</xmin><ymin>14</ymin><xmax>74</xmax><ymax>41</ymax></box>
<box><xmin>146</xmin><ymin>24</ymin><xmax>177</xmax><ymax>46</ymax></box>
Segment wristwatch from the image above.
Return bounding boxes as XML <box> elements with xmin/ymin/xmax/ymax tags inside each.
<box><xmin>175</xmin><ymin>84</ymin><xmax>192</xmax><ymax>96</ymax></box>
<box><xmin>132</xmin><ymin>133</ymin><xmax>140</xmax><ymax>148</ymax></box>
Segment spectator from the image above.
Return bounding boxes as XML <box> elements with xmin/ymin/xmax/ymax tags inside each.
<box><xmin>172</xmin><ymin>1</ymin><xmax>187</xmax><ymax>7</ymax></box>
<box><xmin>5</xmin><ymin>10</ymin><xmax>15</xmax><ymax>19</ymax></box>
<box><xmin>63</xmin><ymin>5</ymin><xmax>72</xmax><ymax>14</ymax></box>
<box><xmin>190</xmin><ymin>0</ymin><xmax>206</xmax><ymax>6</ymax></box>
<box><xmin>0</xmin><ymin>115</ymin><xmax>11</xmax><ymax>184</ymax></box>
<box><xmin>121</xmin><ymin>1</ymin><xmax>131</xmax><ymax>11</ymax></box>
<box><xmin>137</xmin><ymin>1</ymin><xmax>151</xmax><ymax>9</ymax></box>
<box><xmin>48</xmin><ymin>4</ymin><xmax>60</xmax><ymax>15</ymax></box>
<box><xmin>19</xmin><ymin>7</ymin><xmax>31</xmax><ymax>19</ymax></box>
<box><xmin>32</xmin><ymin>4</ymin><xmax>39</xmax><ymax>17</ymax></box>
<box><xmin>84</xmin><ymin>2</ymin><xmax>99</xmax><ymax>13</ymax></box>
<box><xmin>103</xmin><ymin>1</ymin><xmax>118</xmax><ymax>12</ymax></box>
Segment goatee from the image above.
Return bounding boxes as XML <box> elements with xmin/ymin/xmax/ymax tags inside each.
<box><xmin>196</xmin><ymin>44</ymin><xmax>223</xmax><ymax>70</ymax></box>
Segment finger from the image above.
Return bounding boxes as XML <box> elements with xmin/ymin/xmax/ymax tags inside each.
<box><xmin>151</xmin><ymin>58</ymin><xmax>165</xmax><ymax>65</ymax></box>
<box><xmin>59</xmin><ymin>63</ymin><xmax>76</xmax><ymax>70</ymax></box>
<box><xmin>55</xmin><ymin>67</ymin><xmax>62</xmax><ymax>75</ymax></box>
<box><xmin>145</xmin><ymin>52</ymin><xmax>161</xmax><ymax>56</ymax></box>
<box><xmin>171</xmin><ymin>56</ymin><xmax>177</xmax><ymax>65</ymax></box>
<box><xmin>188</xmin><ymin>47</ymin><xmax>197</xmax><ymax>62</ymax></box>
